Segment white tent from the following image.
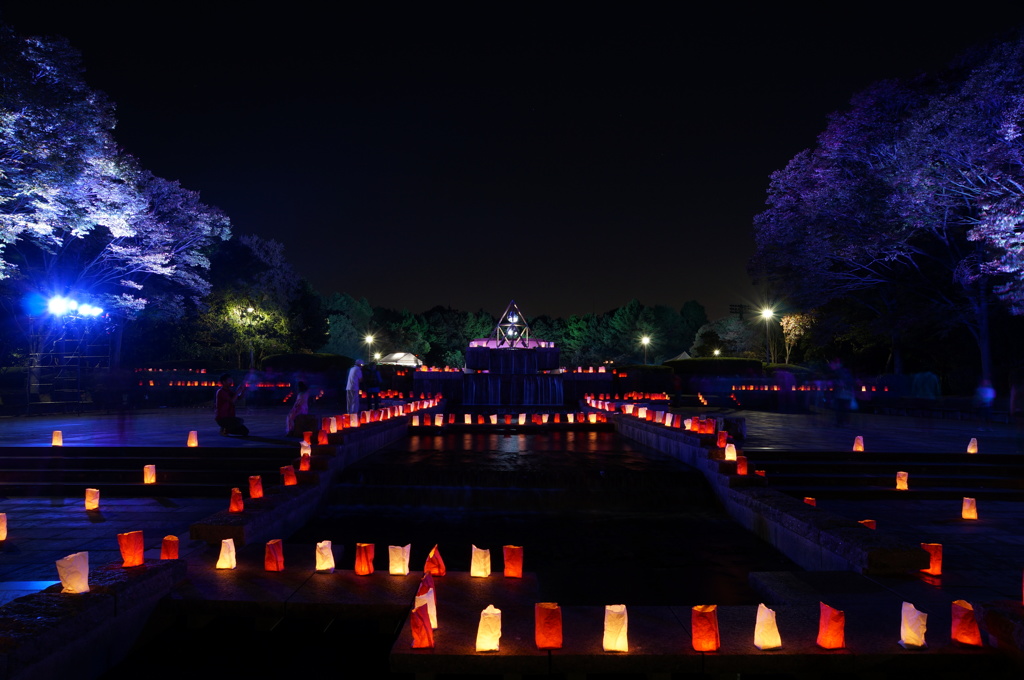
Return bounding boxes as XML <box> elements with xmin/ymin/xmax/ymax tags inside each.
<box><xmin>666</xmin><ymin>351</ymin><xmax>691</xmax><ymax>361</ymax></box>
<box><xmin>377</xmin><ymin>352</ymin><xmax>423</xmax><ymax>367</ymax></box>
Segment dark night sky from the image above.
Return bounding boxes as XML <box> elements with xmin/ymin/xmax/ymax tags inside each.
<box><xmin>5</xmin><ymin>3</ymin><xmax>1024</xmax><ymax>321</ymax></box>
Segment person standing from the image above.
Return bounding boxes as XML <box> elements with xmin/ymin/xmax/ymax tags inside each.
<box><xmin>346</xmin><ymin>360</ymin><xmax>364</xmax><ymax>416</ymax></box>
<box><xmin>215</xmin><ymin>373</ymin><xmax>249</xmax><ymax>436</ymax></box>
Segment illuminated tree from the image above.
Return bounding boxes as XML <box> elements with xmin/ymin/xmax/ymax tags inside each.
<box><xmin>779</xmin><ymin>312</ymin><xmax>815</xmax><ymax>364</ymax></box>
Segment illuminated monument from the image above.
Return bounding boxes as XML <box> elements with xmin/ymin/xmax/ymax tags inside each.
<box><xmin>462</xmin><ymin>300</ymin><xmax>563</xmax><ymax>407</ymax></box>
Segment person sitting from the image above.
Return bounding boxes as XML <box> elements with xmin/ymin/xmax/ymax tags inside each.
<box><xmin>215</xmin><ymin>373</ymin><xmax>249</xmax><ymax>436</ymax></box>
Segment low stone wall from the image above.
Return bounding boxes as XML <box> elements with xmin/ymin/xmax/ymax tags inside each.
<box><xmin>614</xmin><ymin>416</ymin><xmax>928</xmax><ymax>575</ymax></box>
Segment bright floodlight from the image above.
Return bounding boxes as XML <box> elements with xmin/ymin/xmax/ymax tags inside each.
<box><xmin>761</xmin><ymin>308</ymin><xmax>774</xmax><ymax>319</ymax></box>
<box><xmin>47</xmin><ymin>297</ymin><xmax>72</xmax><ymax>315</ymax></box>
<box><xmin>641</xmin><ymin>336</ymin><xmax>650</xmax><ymax>345</ymax></box>
<box><xmin>713</xmin><ymin>349</ymin><xmax>721</xmax><ymax>356</ymax></box>
<box><xmin>78</xmin><ymin>304</ymin><xmax>103</xmax><ymax>317</ymax></box>
<box><xmin>364</xmin><ymin>334</ymin><xmax>374</xmax><ymax>344</ymax></box>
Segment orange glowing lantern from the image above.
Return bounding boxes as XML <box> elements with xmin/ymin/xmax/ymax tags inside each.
<box><xmin>281</xmin><ymin>465</ymin><xmax>297</xmax><ymax>486</ymax></box>
<box><xmin>300</xmin><ymin>441</ymin><xmax>311</xmax><ymax>456</ymax></box>
<box><xmin>691</xmin><ymin>605</ymin><xmax>720</xmax><ymax>651</ymax></box>
<box><xmin>736</xmin><ymin>456</ymin><xmax>748</xmax><ymax>475</ymax></box>
<box><xmin>186</xmin><ymin>430</ymin><xmax>199</xmax><ymax>447</ymax></box>
<box><xmin>417</xmin><ymin>574</ymin><xmax>438</xmax><ymax>628</ymax></box>
<box><xmin>85</xmin><ymin>488</ymin><xmax>100</xmax><ymax>511</ymax></box>
<box><xmin>951</xmin><ymin>600</ymin><xmax>982</xmax><ymax>646</ymax></box>
<box><xmin>896</xmin><ymin>471</ymin><xmax>909</xmax><ymax>490</ymax></box>
<box><xmin>921</xmin><ymin>543</ymin><xmax>942</xmax><ymax>576</ymax></box>
<box><xmin>588</xmin><ymin>413</ymin><xmax>598</xmax><ymax>424</ymax></box>
<box><xmin>317</xmin><ymin>429</ymin><xmax>329</xmax><ymax>445</ymax></box>
<box><xmin>603</xmin><ymin>604</ymin><xmax>628</xmax><ymax>652</ymax></box>
<box><xmin>464</xmin><ymin>414</ymin><xmax>472</xmax><ymax>425</ymax></box>
<box><xmin>389</xmin><ymin>544</ymin><xmax>411</xmax><ymax>575</ymax></box>
<box><xmin>56</xmin><ymin>552</ymin><xmax>89</xmax><ymax>593</ymax></box>
<box><xmin>160</xmin><ymin>535</ymin><xmax>179</xmax><ymax>560</ymax></box>
<box><xmin>249</xmin><ymin>475</ymin><xmax>263</xmax><ymax>499</ymax></box>
<box><xmin>755</xmin><ymin>469</ymin><xmax>766</xmax><ymax>477</ymax></box>
<box><xmin>411</xmin><ymin>597</ymin><xmax>434</xmax><ymax>648</ymax></box>
<box><xmin>143</xmin><ymin>464</ymin><xmax>156</xmax><ymax>484</ymax></box>
<box><xmin>424</xmin><ymin>544</ymin><xmax>446</xmax><ymax>576</ymax></box>
<box><xmin>804</xmin><ymin>497</ymin><xmax>816</xmax><ymax>507</ymax></box>
<box><xmin>411</xmin><ymin>415</ymin><xmax>420</xmax><ymax>426</ymax></box>
<box><xmin>504</xmin><ymin>414</ymin><xmax>512</xmax><ymax>424</ymax></box>
<box><xmin>264</xmin><ymin>539</ymin><xmax>284</xmax><ymax>571</ymax></box>
<box><xmin>754</xmin><ymin>603</ymin><xmax>782</xmax><ymax>649</ymax></box>
<box><xmin>859</xmin><ymin>519</ymin><xmax>877</xmax><ymax>530</ymax></box>
<box><xmin>228</xmin><ymin>487</ymin><xmax>244</xmax><ymax>512</ymax></box>
<box><xmin>299</xmin><ymin>452</ymin><xmax>311</xmax><ymax>471</ymax></box>
<box><xmin>0</xmin><ymin>513</ymin><xmax>6</xmax><ymax>541</ymax></box>
<box><xmin>471</xmin><ymin>545</ymin><xmax>491</xmax><ymax>577</ymax></box>
<box><xmin>724</xmin><ymin>443</ymin><xmax>737</xmax><ymax>461</ymax></box>
<box><xmin>967</xmin><ymin>437</ymin><xmax>978</xmax><ymax>454</ymax></box>
<box><xmin>816</xmin><ymin>602</ymin><xmax>845</xmax><ymax>649</ymax></box>
<box><xmin>962</xmin><ymin>497</ymin><xmax>978</xmax><ymax>520</ymax></box>
<box><xmin>303</xmin><ymin>430</ymin><xmax>313</xmax><ymax>443</ymax></box>
<box><xmin>316</xmin><ymin>540</ymin><xmax>335</xmax><ymax>572</ymax></box>
<box><xmin>216</xmin><ymin>538</ymin><xmax>236</xmax><ymax>569</ymax></box>
<box><xmin>535</xmin><ymin>602</ymin><xmax>563</xmax><ymax>649</ymax></box>
<box><xmin>476</xmin><ymin>604</ymin><xmax>502</xmax><ymax>652</ymax></box>
<box><xmin>490</xmin><ymin>414</ymin><xmax>498</xmax><ymax>425</ymax></box>
<box><xmin>434</xmin><ymin>414</ymin><xmax>443</xmax><ymax>427</ymax></box>
<box><xmin>117</xmin><ymin>530</ymin><xmax>145</xmax><ymax>567</ymax></box>
<box><xmin>355</xmin><ymin>543</ymin><xmax>375</xmax><ymax>575</ymax></box>
<box><xmin>52</xmin><ymin>430</ymin><xmax>63</xmax><ymax>447</ymax></box>
<box><xmin>853</xmin><ymin>436</ymin><xmax>864</xmax><ymax>452</ymax></box>
<box><xmin>899</xmin><ymin>601</ymin><xmax>927</xmax><ymax>648</ymax></box>
<box><xmin>717</xmin><ymin>430</ymin><xmax>728</xmax><ymax>448</ymax></box>
<box><xmin>503</xmin><ymin>545</ymin><xmax>523</xmax><ymax>578</ymax></box>
<box><xmin>567</xmin><ymin>413</ymin><xmax>575</xmax><ymax>423</ymax></box>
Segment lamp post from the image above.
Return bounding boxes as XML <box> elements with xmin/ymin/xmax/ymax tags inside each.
<box><xmin>760</xmin><ymin>308</ymin><xmax>774</xmax><ymax>364</ymax></box>
<box><xmin>641</xmin><ymin>336</ymin><xmax>650</xmax><ymax>365</ymax></box>
<box><xmin>245</xmin><ymin>306</ymin><xmax>256</xmax><ymax>369</ymax></box>
<box><xmin>364</xmin><ymin>334</ymin><xmax>374</xmax><ymax>362</ymax></box>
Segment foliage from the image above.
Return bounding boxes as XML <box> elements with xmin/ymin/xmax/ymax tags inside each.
<box><xmin>779</xmin><ymin>311</ymin><xmax>815</xmax><ymax>364</ymax></box>
<box><xmin>691</xmin><ymin>316</ymin><xmax>759</xmax><ymax>358</ymax></box>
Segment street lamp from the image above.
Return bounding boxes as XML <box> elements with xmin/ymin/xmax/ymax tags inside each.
<box><xmin>760</xmin><ymin>308</ymin><xmax>774</xmax><ymax>363</ymax></box>
<box><xmin>713</xmin><ymin>349</ymin><xmax>721</xmax><ymax>357</ymax></box>
<box><xmin>364</xmin><ymin>334</ymin><xmax>374</xmax><ymax>362</ymax></box>
<box><xmin>640</xmin><ymin>336</ymin><xmax>650</xmax><ymax>365</ymax></box>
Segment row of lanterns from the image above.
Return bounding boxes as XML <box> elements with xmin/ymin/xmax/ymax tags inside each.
<box><xmin>583</xmin><ymin>392</ymin><xmax>670</xmax><ymax>402</ymax></box>
<box><xmin>852</xmin><ymin>436</ymin><xmax>980</xmax><ymax>454</ymax></box>
<box><xmin>411</xmin><ymin>412</ymin><xmax>606</xmax><ymax>427</ymax></box>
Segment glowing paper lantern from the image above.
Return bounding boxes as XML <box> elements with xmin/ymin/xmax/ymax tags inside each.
<box><xmin>216</xmin><ymin>538</ymin><xmax>236</xmax><ymax>569</ymax></box>
<box><xmin>817</xmin><ymin>602</ymin><xmax>845</xmax><ymax>649</ymax></box>
<box><xmin>853</xmin><ymin>436</ymin><xmax>864</xmax><ymax>452</ymax></box>
<box><xmin>52</xmin><ymin>430</ymin><xmax>63</xmax><ymax>447</ymax></box>
<box><xmin>265</xmin><ymin>539</ymin><xmax>284</xmax><ymax>571</ymax></box>
<box><xmin>804</xmin><ymin>497</ymin><xmax>816</xmax><ymax>507</ymax></box>
<box><xmin>56</xmin><ymin>552</ymin><xmax>89</xmax><ymax>593</ymax></box>
<box><xmin>317</xmin><ymin>430</ymin><xmax>328</xmax><ymax>445</ymax></box>
<box><xmin>300</xmin><ymin>441</ymin><xmax>311</xmax><ymax>457</ymax></box>
<box><xmin>476</xmin><ymin>604</ymin><xmax>502</xmax><ymax>652</ymax></box>
<box><xmin>303</xmin><ymin>430</ymin><xmax>313</xmax><ymax>443</ymax></box>
<box><xmin>664</xmin><ymin>413</ymin><xmax>674</xmax><ymax>427</ymax></box>
<box><xmin>85</xmin><ymin>488</ymin><xmax>100</xmax><ymax>511</ymax></box>
<box><xmin>0</xmin><ymin>513</ymin><xmax>6</xmax><ymax>541</ymax></box>
<box><xmin>588</xmin><ymin>413</ymin><xmax>598</xmax><ymax>424</ymax></box>
<box><xmin>327</xmin><ymin>416</ymin><xmax>337</xmax><ymax>433</ymax></box>
<box><xmin>424</xmin><ymin>544</ymin><xmax>446</xmax><ymax>576</ymax></box>
<box><xmin>717</xmin><ymin>430</ymin><xmax>728</xmax><ymax>448</ymax></box>
<box><xmin>418</xmin><ymin>574</ymin><xmax>438</xmax><ymax>628</ymax></box>
<box><xmin>411</xmin><ymin>596</ymin><xmax>434</xmax><ymax>648</ymax></box>
<box><xmin>692</xmin><ymin>605</ymin><xmax>720</xmax><ymax>651</ymax></box>
<box><xmin>896</xmin><ymin>471</ymin><xmax>909</xmax><ymax>491</ymax></box>
<box><xmin>899</xmin><ymin>601</ymin><xmax>927</xmax><ymax>648</ymax></box>
<box><xmin>736</xmin><ymin>456</ymin><xmax>748</xmax><ymax>475</ymax></box>
<box><xmin>186</xmin><ymin>430</ymin><xmax>199</xmax><ymax>447</ymax></box>
<box><xmin>315</xmin><ymin>540</ymin><xmax>335</xmax><ymax>572</ymax></box>
<box><xmin>951</xmin><ymin>600</ymin><xmax>982</xmax><ymax>646</ymax></box>
<box><xmin>249</xmin><ymin>475</ymin><xmax>263</xmax><ymax>499</ymax></box>
<box><xmin>535</xmin><ymin>602</ymin><xmax>563</xmax><ymax>649</ymax></box>
<box><xmin>161</xmin><ymin>535</ymin><xmax>179</xmax><ymax>560</ymax></box>
<box><xmin>503</xmin><ymin>545</ymin><xmax>523</xmax><ymax>578</ymax></box>
<box><xmin>754</xmin><ymin>603</ymin><xmax>782</xmax><ymax>650</ymax></box>
<box><xmin>859</xmin><ymin>519</ymin><xmax>877</xmax><ymax>530</ymax></box>
<box><xmin>389</xmin><ymin>544</ymin><xmax>411</xmax><ymax>575</ymax></box>
<box><xmin>921</xmin><ymin>543</ymin><xmax>942</xmax><ymax>576</ymax></box>
<box><xmin>434</xmin><ymin>414</ymin><xmax>443</xmax><ymax>427</ymax></box>
<box><xmin>143</xmin><ymin>464</ymin><xmax>156</xmax><ymax>485</ymax></box>
<box><xmin>471</xmin><ymin>545</ymin><xmax>491</xmax><ymax>577</ymax></box>
<box><xmin>299</xmin><ymin>452</ymin><xmax>311</xmax><ymax>471</ymax></box>
<box><xmin>724</xmin><ymin>443</ymin><xmax>737</xmax><ymax>461</ymax></box>
<box><xmin>603</xmin><ymin>604</ymin><xmax>628</xmax><ymax>652</ymax></box>
<box><xmin>967</xmin><ymin>438</ymin><xmax>978</xmax><ymax>454</ymax></box>
<box><xmin>281</xmin><ymin>465</ymin><xmax>297</xmax><ymax>486</ymax></box>
<box><xmin>464</xmin><ymin>414</ymin><xmax>472</xmax><ymax>425</ymax></box>
<box><xmin>117</xmin><ymin>530</ymin><xmax>145</xmax><ymax>567</ymax></box>
<box><xmin>355</xmin><ymin>543</ymin><xmax>374</xmax><ymax>575</ymax></box>
<box><xmin>229</xmin><ymin>488</ymin><xmax>244</xmax><ymax>513</ymax></box>
<box><xmin>962</xmin><ymin>497</ymin><xmax>978</xmax><ymax>520</ymax></box>
<box><xmin>411</xmin><ymin>415</ymin><xmax>420</xmax><ymax>427</ymax></box>
<box><xmin>490</xmin><ymin>414</ymin><xmax>498</xmax><ymax>425</ymax></box>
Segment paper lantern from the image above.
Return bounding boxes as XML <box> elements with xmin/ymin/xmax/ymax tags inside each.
<box><xmin>464</xmin><ymin>414</ymin><xmax>472</xmax><ymax>425</ymax></box>
<box><xmin>664</xmin><ymin>413</ymin><xmax>674</xmax><ymax>427</ymax></box>
<box><xmin>736</xmin><ymin>456</ymin><xmax>748</xmax><ymax>475</ymax></box>
<box><xmin>216</xmin><ymin>538</ymin><xmax>236</xmax><ymax>569</ymax></box>
<box><xmin>724</xmin><ymin>443</ymin><xmax>737</xmax><ymax>461</ymax></box>
<box><xmin>535</xmin><ymin>602</ymin><xmax>563</xmax><ymax>649</ymax></box>
<box><xmin>85</xmin><ymin>488</ymin><xmax>100</xmax><ymax>511</ymax></box>
<box><xmin>52</xmin><ymin>430</ymin><xmax>63</xmax><ymax>447</ymax></box>
<box><xmin>249</xmin><ymin>475</ymin><xmax>263</xmax><ymax>499</ymax></box>
<box><xmin>355</xmin><ymin>543</ymin><xmax>374</xmax><ymax>575</ymax></box>
<box><xmin>567</xmin><ymin>413</ymin><xmax>575</xmax><ymax>423</ymax></box>
<box><xmin>755</xmin><ymin>469</ymin><xmax>766</xmax><ymax>477</ymax></box>
<box><xmin>327</xmin><ymin>416</ymin><xmax>337</xmax><ymax>433</ymax></box>
<box><xmin>142</xmin><ymin>464</ymin><xmax>157</xmax><ymax>485</ymax></box>
<box><xmin>853</xmin><ymin>436</ymin><xmax>864</xmax><ymax>452</ymax></box>
<box><xmin>804</xmin><ymin>497</ymin><xmax>816</xmax><ymax>507</ymax></box>
<box><xmin>56</xmin><ymin>552</ymin><xmax>89</xmax><ymax>593</ymax></box>
<box><xmin>186</xmin><ymin>430</ymin><xmax>199</xmax><ymax>447</ymax></box>
<box><xmin>229</xmin><ymin>487</ymin><xmax>244</xmax><ymax>512</ymax></box>
<box><xmin>411</xmin><ymin>596</ymin><xmax>434</xmax><ymax>648</ymax></box>
<box><xmin>161</xmin><ymin>535</ymin><xmax>179</xmax><ymax>560</ymax></box>
<box><xmin>417</xmin><ymin>574</ymin><xmax>438</xmax><ymax>628</ymax></box>
<box><xmin>503</xmin><ymin>545</ymin><xmax>523</xmax><ymax>578</ymax></box>
<box><xmin>951</xmin><ymin>600</ymin><xmax>982</xmax><ymax>646</ymax></box>
<box><xmin>424</xmin><ymin>544</ymin><xmax>446</xmax><ymax>576</ymax></box>
<box><xmin>315</xmin><ymin>540</ymin><xmax>335</xmax><ymax>572</ymax></box>
<box><xmin>921</xmin><ymin>543</ymin><xmax>942</xmax><ymax>576</ymax></box>
<box><xmin>389</xmin><ymin>544</ymin><xmax>411</xmax><ymax>575</ymax></box>
<box><xmin>300</xmin><ymin>441</ymin><xmax>311</xmax><ymax>457</ymax></box>
<box><xmin>691</xmin><ymin>605</ymin><xmax>720</xmax><ymax>651</ymax></box>
<box><xmin>116</xmin><ymin>530</ymin><xmax>145</xmax><ymax>567</ymax></box>
<box><xmin>962</xmin><ymin>497</ymin><xmax>978</xmax><ymax>520</ymax></box>
<box><xmin>303</xmin><ymin>430</ymin><xmax>313</xmax><ymax>443</ymax></box>
<box><xmin>299</xmin><ymin>452</ymin><xmax>311</xmax><ymax>471</ymax></box>
<box><xmin>859</xmin><ymin>519</ymin><xmax>877</xmax><ymax>530</ymax></box>
<box><xmin>265</xmin><ymin>539</ymin><xmax>285</xmax><ymax>571</ymax></box>
<box><xmin>434</xmin><ymin>414</ymin><xmax>443</xmax><ymax>427</ymax></box>
<box><xmin>317</xmin><ymin>430</ymin><xmax>328</xmax><ymax>445</ymax></box>
<box><xmin>717</xmin><ymin>430</ymin><xmax>728</xmax><ymax>448</ymax></box>
<box><xmin>471</xmin><ymin>545</ymin><xmax>491</xmax><ymax>577</ymax></box>
<box><xmin>490</xmin><ymin>414</ymin><xmax>498</xmax><ymax>425</ymax></box>
<box><xmin>411</xmin><ymin>415</ymin><xmax>420</xmax><ymax>427</ymax></box>
<box><xmin>0</xmin><ymin>513</ymin><xmax>6</xmax><ymax>541</ymax></box>
<box><xmin>899</xmin><ymin>601</ymin><xmax>927</xmax><ymax>648</ymax></box>
<box><xmin>754</xmin><ymin>603</ymin><xmax>782</xmax><ymax>650</ymax></box>
<box><xmin>476</xmin><ymin>604</ymin><xmax>502</xmax><ymax>652</ymax></box>
<box><xmin>817</xmin><ymin>602</ymin><xmax>845</xmax><ymax>649</ymax></box>
<box><xmin>967</xmin><ymin>437</ymin><xmax>978</xmax><ymax>454</ymax></box>
<box><xmin>896</xmin><ymin>471</ymin><xmax>909</xmax><ymax>491</ymax></box>
<box><xmin>603</xmin><ymin>604</ymin><xmax>628</xmax><ymax>652</ymax></box>
<box><xmin>588</xmin><ymin>413</ymin><xmax>598</xmax><ymax>424</ymax></box>
<box><xmin>281</xmin><ymin>465</ymin><xmax>297</xmax><ymax>486</ymax></box>
<box><xmin>504</xmin><ymin>414</ymin><xmax>512</xmax><ymax>424</ymax></box>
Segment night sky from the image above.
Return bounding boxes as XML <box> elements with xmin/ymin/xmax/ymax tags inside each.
<box><xmin>5</xmin><ymin>4</ymin><xmax>1024</xmax><ymax>321</ymax></box>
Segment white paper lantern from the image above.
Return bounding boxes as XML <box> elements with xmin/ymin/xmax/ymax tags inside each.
<box><xmin>754</xmin><ymin>603</ymin><xmax>782</xmax><ymax>649</ymax></box>
<box><xmin>316</xmin><ymin>540</ymin><xmax>335</xmax><ymax>572</ymax></box>
<box><xmin>85</xmin><ymin>488</ymin><xmax>100</xmax><ymax>511</ymax></box>
<box><xmin>603</xmin><ymin>604</ymin><xmax>628</xmax><ymax>652</ymax></box>
<box><xmin>389</xmin><ymin>544</ymin><xmax>411</xmax><ymax>575</ymax></box>
<box><xmin>216</xmin><ymin>538</ymin><xmax>237</xmax><ymax>569</ymax></box>
<box><xmin>471</xmin><ymin>545</ymin><xmax>491</xmax><ymax>577</ymax></box>
<box><xmin>476</xmin><ymin>604</ymin><xmax>502</xmax><ymax>651</ymax></box>
<box><xmin>899</xmin><ymin>601</ymin><xmax>927</xmax><ymax>648</ymax></box>
<box><xmin>56</xmin><ymin>551</ymin><xmax>89</xmax><ymax>593</ymax></box>
<box><xmin>724</xmin><ymin>443</ymin><xmax>737</xmax><ymax>461</ymax></box>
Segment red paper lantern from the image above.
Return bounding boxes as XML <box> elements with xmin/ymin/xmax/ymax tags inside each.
<box><xmin>411</xmin><ymin>600</ymin><xmax>434</xmax><ymax>648</ymax></box>
<box><xmin>951</xmin><ymin>599</ymin><xmax>982</xmax><ymax>646</ymax></box>
<box><xmin>503</xmin><ymin>545</ymin><xmax>523</xmax><ymax>578</ymax></box>
<box><xmin>424</xmin><ymin>544</ymin><xmax>446</xmax><ymax>576</ymax></box>
<box><xmin>265</xmin><ymin>539</ymin><xmax>285</xmax><ymax>571</ymax></box>
<box><xmin>228</xmin><ymin>488</ymin><xmax>244</xmax><ymax>512</ymax></box>
<box><xmin>249</xmin><ymin>475</ymin><xmax>263</xmax><ymax>499</ymax></box>
<box><xmin>691</xmin><ymin>605</ymin><xmax>720</xmax><ymax>651</ymax></box>
<box><xmin>160</xmin><ymin>535</ymin><xmax>179</xmax><ymax>560</ymax></box>
<box><xmin>816</xmin><ymin>602</ymin><xmax>845</xmax><ymax>649</ymax></box>
<box><xmin>716</xmin><ymin>430</ymin><xmax>728</xmax><ymax>448</ymax></box>
<box><xmin>281</xmin><ymin>465</ymin><xmax>297</xmax><ymax>486</ymax></box>
<box><xmin>804</xmin><ymin>497</ymin><xmax>816</xmax><ymax>507</ymax></box>
<box><xmin>535</xmin><ymin>602</ymin><xmax>563</xmax><ymax>649</ymax></box>
<box><xmin>117</xmin><ymin>530</ymin><xmax>144</xmax><ymax>567</ymax></box>
<box><xmin>859</xmin><ymin>519</ymin><xmax>877</xmax><ymax>530</ymax></box>
<box><xmin>302</xmin><ymin>431</ymin><xmax>312</xmax><ymax>444</ymax></box>
<box><xmin>921</xmin><ymin>543</ymin><xmax>942</xmax><ymax>576</ymax></box>
<box><xmin>299</xmin><ymin>452</ymin><xmax>311</xmax><ymax>471</ymax></box>
<box><xmin>317</xmin><ymin>430</ymin><xmax>329</xmax><ymax>445</ymax></box>
<box><xmin>355</xmin><ymin>543</ymin><xmax>375</xmax><ymax>575</ymax></box>
<box><xmin>736</xmin><ymin>455</ymin><xmax>748</xmax><ymax>475</ymax></box>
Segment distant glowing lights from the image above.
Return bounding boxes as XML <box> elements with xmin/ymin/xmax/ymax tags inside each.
<box><xmin>47</xmin><ymin>296</ymin><xmax>103</xmax><ymax>317</ymax></box>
